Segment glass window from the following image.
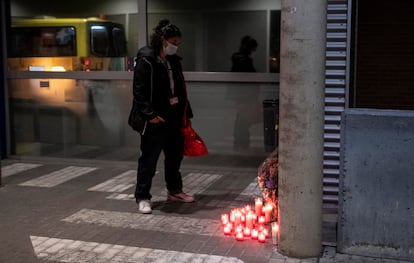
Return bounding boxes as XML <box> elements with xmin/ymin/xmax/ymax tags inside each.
<box><xmin>269</xmin><ymin>10</ymin><xmax>281</xmax><ymax>73</ymax></box>
<box><xmin>147</xmin><ymin>0</ymin><xmax>280</xmax><ymax>72</ymax></box>
<box><xmin>9</xmin><ymin>0</ymin><xmax>280</xmax><ymax>72</ymax></box>
<box><xmin>7</xmin><ymin>77</ymin><xmax>278</xmax><ymax>159</ymax></box>
<box><xmin>8</xmin><ymin>18</ymin><xmax>128</xmax><ymax>71</ymax></box>
<box><xmin>9</xmin><ymin>26</ymin><xmax>77</xmax><ymax>57</ymax></box>
<box><xmin>6</xmin><ymin>0</ymin><xmax>280</xmax><ymax>160</ymax></box>
<box><xmin>90</xmin><ymin>25</ymin><xmax>109</xmax><ymax>56</ymax></box>
<box><xmin>112</xmin><ymin>27</ymin><xmax>127</xmax><ymax>57</ymax></box>
<box><xmin>90</xmin><ymin>24</ymin><xmax>127</xmax><ymax>57</ymax></box>
<box><xmin>351</xmin><ymin>0</ymin><xmax>414</xmax><ymax>110</ymax></box>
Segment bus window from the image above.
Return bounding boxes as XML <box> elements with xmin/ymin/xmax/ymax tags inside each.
<box><xmin>91</xmin><ymin>25</ymin><xmax>109</xmax><ymax>57</ymax></box>
<box><xmin>9</xmin><ymin>26</ymin><xmax>77</xmax><ymax>57</ymax></box>
<box><xmin>90</xmin><ymin>25</ymin><xmax>127</xmax><ymax>57</ymax></box>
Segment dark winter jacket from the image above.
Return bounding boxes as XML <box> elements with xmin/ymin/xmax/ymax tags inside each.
<box><xmin>231</xmin><ymin>52</ymin><xmax>256</xmax><ymax>72</ymax></box>
<box><xmin>128</xmin><ymin>46</ymin><xmax>193</xmax><ymax>134</ymax></box>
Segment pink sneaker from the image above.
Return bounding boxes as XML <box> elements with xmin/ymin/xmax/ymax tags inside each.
<box><xmin>167</xmin><ymin>192</ymin><xmax>195</xmax><ymax>203</ymax></box>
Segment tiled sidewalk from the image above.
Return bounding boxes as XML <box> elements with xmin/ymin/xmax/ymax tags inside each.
<box><xmin>0</xmin><ymin>157</ymin><xmax>411</xmax><ymax>263</ymax></box>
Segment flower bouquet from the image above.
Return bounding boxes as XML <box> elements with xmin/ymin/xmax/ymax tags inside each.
<box><xmin>257</xmin><ymin>150</ymin><xmax>278</xmax><ymax>221</ymax></box>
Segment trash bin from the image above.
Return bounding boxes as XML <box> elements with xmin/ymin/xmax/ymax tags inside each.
<box><xmin>263</xmin><ymin>99</ymin><xmax>279</xmax><ymax>152</ymax></box>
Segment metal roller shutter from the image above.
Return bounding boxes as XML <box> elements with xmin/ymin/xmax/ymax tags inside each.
<box><xmin>323</xmin><ymin>0</ymin><xmax>349</xmax><ymax>209</ymax></box>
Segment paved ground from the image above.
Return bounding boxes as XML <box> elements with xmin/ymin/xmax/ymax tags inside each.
<box><xmin>0</xmin><ymin>156</ymin><xmax>412</xmax><ymax>263</ymax></box>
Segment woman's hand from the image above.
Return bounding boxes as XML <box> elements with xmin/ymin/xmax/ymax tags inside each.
<box><xmin>149</xmin><ymin>116</ymin><xmax>166</xmax><ymax>123</ymax></box>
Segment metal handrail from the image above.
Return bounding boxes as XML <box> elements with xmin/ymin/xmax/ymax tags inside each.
<box><xmin>7</xmin><ymin>70</ymin><xmax>279</xmax><ymax>83</ymax></box>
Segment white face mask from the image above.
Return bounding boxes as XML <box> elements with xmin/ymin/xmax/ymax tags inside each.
<box><xmin>164</xmin><ymin>41</ymin><xmax>178</xmax><ymax>55</ymax></box>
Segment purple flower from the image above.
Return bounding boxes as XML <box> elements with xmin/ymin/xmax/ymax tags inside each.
<box><xmin>258</xmin><ymin>156</ymin><xmax>278</xmax><ymax>192</ymax></box>
<box><xmin>265</xmin><ymin>179</ymin><xmax>276</xmax><ymax>189</ymax></box>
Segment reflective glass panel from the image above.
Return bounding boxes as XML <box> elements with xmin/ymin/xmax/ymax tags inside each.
<box><xmin>8</xmin><ymin>77</ymin><xmax>278</xmax><ymax>160</ymax></box>
<box><xmin>147</xmin><ymin>0</ymin><xmax>280</xmax><ymax>72</ymax></box>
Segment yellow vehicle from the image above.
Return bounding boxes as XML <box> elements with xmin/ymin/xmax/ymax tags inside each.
<box><xmin>8</xmin><ymin>18</ymin><xmax>131</xmax><ymax>155</ymax></box>
<box><xmin>8</xmin><ymin>17</ymin><xmax>128</xmax><ymax>71</ymax></box>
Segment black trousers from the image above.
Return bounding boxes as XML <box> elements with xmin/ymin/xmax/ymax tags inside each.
<box><xmin>134</xmin><ymin>123</ymin><xmax>184</xmax><ymax>201</ymax></box>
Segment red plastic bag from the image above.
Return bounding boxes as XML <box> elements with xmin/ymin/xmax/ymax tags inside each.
<box><xmin>182</xmin><ymin>124</ymin><xmax>208</xmax><ymax>157</ymax></box>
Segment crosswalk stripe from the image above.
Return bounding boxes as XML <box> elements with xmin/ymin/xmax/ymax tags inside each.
<box><xmin>88</xmin><ymin>170</ymin><xmax>136</xmax><ymax>192</ymax></box>
<box><xmin>104</xmin><ymin>172</ymin><xmax>223</xmax><ymax>202</ymax></box>
<box><xmin>19</xmin><ymin>166</ymin><xmax>97</xmax><ymax>187</ymax></box>
<box><xmin>236</xmin><ymin>181</ymin><xmax>262</xmax><ymax>201</ymax></box>
<box><xmin>30</xmin><ymin>236</ymin><xmax>244</xmax><ymax>263</ymax></box>
<box><xmin>62</xmin><ymin>208</ymin><xmax>222</xmax><ymax>236</ymax></box>
<box><xmin>105</xmin><ymin>192</ymin><xmax>133</xmax><ymax>201</ymax></box>
<box><xmin>1</xmin><ymin>163</ymin><xmax>43</xmax><ymax>177</ymax></box>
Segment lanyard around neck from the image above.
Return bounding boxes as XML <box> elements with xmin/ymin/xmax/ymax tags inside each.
<box><xmin>158</xmin><ymin>56</ymin><xmax>175</xmax><ymax>96</ymax></box>
<box><xmin>166</xmin><ymin>60</ymin><xmax>175</xmax><ymax>95</ymax></box>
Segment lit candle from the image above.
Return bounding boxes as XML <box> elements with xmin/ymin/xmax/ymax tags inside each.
<box><xmin>255</xmin><ymin>198</ymin><xmax>263</xmax><ymax>217</ymax></box>
<box><xmin>258</xmin><ymin>232</ymin><xmax>266</xmax><ymax>243</ymax></box>
<box><xmin>235</xmin><ymin>231</ymin><xmax>244</xmax><ymax>241</ymax></box>
<box><xmin>245</xmin><ymin>212</ymin><xmax>254</xmax><ymax>229</ymax></box>
<box><xmin>230</xmin><ymin>210</ymin><xmax>235</xmax><ymax>223</ymax></box>
<box><xmin>235</xmin><ymin>224</ymin><xmax>243</xmax><ymax>234</ymax></box>
<box><xmin>251</xmin><ymin>228</ymin><xmax>258</xmax><ymax>239</ymax></box>
<box><xmin>271</xmin><ymin>222</ymin><xmax>279</xmax><ymax>245</ymax></box>
<box><xmin>262</xmin><ymin>227</ymin><xmax>269</xmax><ymax>238</ymax></box>
<box><xmin>258</xmin><ymin>215</ymin><xmax>265</xmax><ymax>226</ymax></box>
<box><xmin>223</xmin><ymin>225</ymin><xmax>232</xmax><ymax>235</ymax></box>
<box><xmin>221</xmin><ymin>214</ymin><xmax>229</xmax><ymax>225</ymax></box>
<box><xmin>245</xmin><ymin>204</ymin><xmax>251</xmax><ymax>212</ymax></box>
<box><xmin>234</xmin><ymin>210</ymin><xmax>242</xmax><ymax>226</ymax></box>
<box><xmin>257</xmin><ymin>225</ymin><xmax>268</xmax><ymax>238</ymax></box>
<box><xmin>264</xmin><ymin>203</ymin><xmax>273</xmax><ymax>222</ymax></box>
<box><xmin>243</xmin><ymin>227</ymin><xmax>251</xmax><ymax>237</ymax></box>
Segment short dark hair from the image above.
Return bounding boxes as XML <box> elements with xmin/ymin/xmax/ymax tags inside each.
<box><xmin>150</xmin><ymin>19</ymin><xmax>182</xmax><ymax>52</ymax></box>
<box><xmin>239</xmin><ymin>35</ymin><xmax>258</xmax><ymax>54</ymax></box>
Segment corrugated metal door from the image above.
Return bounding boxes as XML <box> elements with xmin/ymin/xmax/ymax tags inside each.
<box><xmin>323</xmin><ymin>0</ymin><xmax>349</xmax><ymax>209</ymax></box>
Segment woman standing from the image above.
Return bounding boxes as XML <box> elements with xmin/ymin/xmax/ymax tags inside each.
<box><xmin>128</xmin><ymin>19</ymin><xmax>195</xmax><ymax>214</ymax></box>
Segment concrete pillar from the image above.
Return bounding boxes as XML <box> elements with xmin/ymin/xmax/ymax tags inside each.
<box><xmin>278</xmin><ymin>0</ymin><xmax>327</xmax><ymax>258</ymax></box>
